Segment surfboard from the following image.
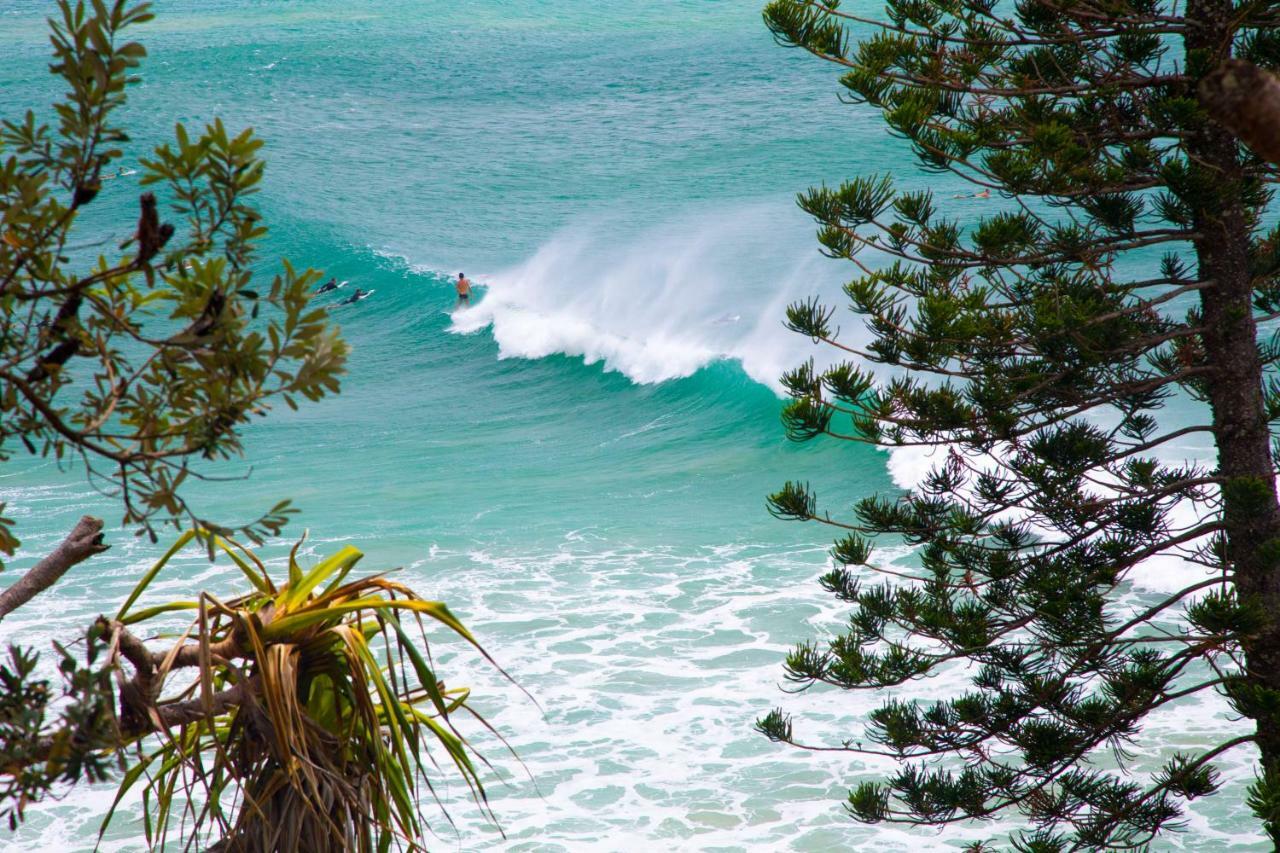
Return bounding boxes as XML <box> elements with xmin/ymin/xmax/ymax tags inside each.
<box><xmin>316</xmin><ymin>279</ymin><xmax>350</xmax><ymax>296</ymax></box>
<box><xmin>340</xmin><ymin>289</ymin><xmax>374</xmax><ymax>305</ymax></box>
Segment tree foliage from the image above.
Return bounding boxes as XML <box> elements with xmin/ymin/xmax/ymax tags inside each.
<box><xmin>758</xmin><ymin>0</ymin><xmax>1280</xmax><ymax>847</ymax></box>
<box><xmin>0</xmin><ymin>0</ymin><xmax>360</xmax><ymax>829</ymax></box>
<box><xmin>0</xmin><ymin>0</ymin><xmax>347</xmax><ymax>558</ymax></box>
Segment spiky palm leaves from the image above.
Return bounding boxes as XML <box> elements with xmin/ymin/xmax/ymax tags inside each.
<box><xmin>99</xmin><ymin>531</ymin><xmax>509</xmax><ymax>852</ymax></box>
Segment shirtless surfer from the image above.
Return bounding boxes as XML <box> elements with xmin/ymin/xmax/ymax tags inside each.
<box><xmin>455</xmin><ymin>272</ymin><xmax>473</xmax><ymax>307</ymax></box>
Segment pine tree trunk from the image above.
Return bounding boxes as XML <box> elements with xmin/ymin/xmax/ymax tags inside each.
<box><xmin>1187</xmin><ymin>0</ymin><xmax>1280</xmax><ymax>830</ymax></box>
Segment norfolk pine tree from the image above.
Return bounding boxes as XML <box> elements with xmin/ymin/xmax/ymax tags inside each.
<box><xmin>757</xmin><ymin>0</ymin><xmax>1280</xmax><ymax>848</ymax></box>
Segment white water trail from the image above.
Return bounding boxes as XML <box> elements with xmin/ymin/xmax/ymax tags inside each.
<box><xmin>447</xmin><ymin>201</ymin><xmax>855</xmax><ymax>387</ymax></box>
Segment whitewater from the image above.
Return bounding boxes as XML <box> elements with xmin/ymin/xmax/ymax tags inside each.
<box><xmin>0</xmin><ymin>0</ymin><xmax>1267</xmax><ymax>849</ymax></box>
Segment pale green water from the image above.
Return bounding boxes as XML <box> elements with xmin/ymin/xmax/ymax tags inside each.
<box><xmin>0</xmin><ymin>1</ymin><xmax>1264</xmax><ymax>850</ymax></box>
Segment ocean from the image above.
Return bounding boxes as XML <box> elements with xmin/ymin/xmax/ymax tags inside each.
<box><xmin>0</xmin><ymin>0</ymin><xmax>1266</xmax><ymax>850</ymax></box>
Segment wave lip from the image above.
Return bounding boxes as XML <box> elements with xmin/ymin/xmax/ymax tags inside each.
<box><xmin>451</xmin><ymin>291</ymin><xmax>718</xmax><ymax>384</ymax></box>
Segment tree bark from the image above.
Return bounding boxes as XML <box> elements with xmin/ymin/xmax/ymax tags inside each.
<box><xmin>0</xmin><ymin>515</ymin><xmax>107</xmax><ymax>620</ymax></box>
<box><xmin>105</xmin><ymin>620</ymin><xmax>254</xmax><ymax>735</ymax></box>
<box><xmin>1199</xmin><ymin>59</ymin><xmax>1280</xmax><ymax>169</ymax></box>
<box><xmin>150</xmin><ymin>679</ymin><xmax>255</xmax><ymax>730</ymax></box>
<box><xmin>26</xmin><ymin>677</ymin><xmax>255</xmax><ymax>764</ymax></box>
<box><xmin>1188</xmin><ymin>2</ymin><xmax>1280</xmax><ymax>842</ymax></box>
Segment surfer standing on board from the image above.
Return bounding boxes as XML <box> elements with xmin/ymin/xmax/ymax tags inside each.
<box><xmin>455</xmin><ymin>272</ymin><xmax>472</xmax><ymax>307</ymax></box>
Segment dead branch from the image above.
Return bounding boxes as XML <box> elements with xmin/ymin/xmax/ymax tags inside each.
<box><xmin>0</xmin><ymin>516</ymin><xmax>108</xmax><ymax>620</ymax></box>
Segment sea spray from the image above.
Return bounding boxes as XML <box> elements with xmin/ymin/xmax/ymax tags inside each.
<box><xmin>446</xmin><ymin>202</ymin><xmax>856</xmax><ymax>387</ymax></box>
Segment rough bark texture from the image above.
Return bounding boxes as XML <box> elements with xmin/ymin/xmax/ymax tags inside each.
<box><xmin>151</xmin><ymin>678</ymin><xmax>255</xmax><ymax>729</ymax></box>
<box><xmin>0</xmin><ymin>515</ymin><xmax>107</xmax><ymax>619</ymax></box>
<box><xmin>1199</xmin><ymin>59</ymin><xmax>1280</xmax><ymax>169</ymax></box>
<box><xmin>26</xmin><ymin>678</ymin><xmax>253</xmax><ymax>768</ymax></box>
<box><xmin>1188</xmin><ymin>0</ymin><xmax>1280</xmax><ymax>825</ymax></box>
<box><xmin>106</xmin><ymin>619</ymin><xmax>252</xmax><ymax>736</ymax></box>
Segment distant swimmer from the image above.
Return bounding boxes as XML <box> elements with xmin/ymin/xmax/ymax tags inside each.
<box><xmin>953</xmin><ymin>189</ymin><xmax>992</xmax><ymax>199</ymax></box>
<box><xmin>316</xmin><ymin>277</ymin><xmax>339</xmax><ymax>294</ymax></box>
<box><xmin>455</xmin><ymin>272</ymin><xmax>472</xmax><ymax>307</ymax></box>
<box><xmin>340</xmin><ymin>288</ymin><xmax>370</xmax><ymax>305</ymax></box>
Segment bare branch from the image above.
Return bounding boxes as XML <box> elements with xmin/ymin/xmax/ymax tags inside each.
<box><xmin>0</xmin><ymin>516</ymin><xmax>107</xmax><ymax>619</ymax></box>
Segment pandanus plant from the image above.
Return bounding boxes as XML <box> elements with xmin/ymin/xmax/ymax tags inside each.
<box><xmin>96</xmin><ymin>530</ymin><xmax>513</xmax><ymax>852</ymax></box>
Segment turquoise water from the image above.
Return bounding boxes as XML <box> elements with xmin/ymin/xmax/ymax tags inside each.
<box><xmin>0</xmin><ymin>1</ymin><xmax>1265</xmax><ymax>850</ymax></box>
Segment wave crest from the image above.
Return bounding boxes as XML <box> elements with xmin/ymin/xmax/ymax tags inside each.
<box><xmin>447</xmin><ymin>202</ymin><xmax>850</xmax><ymax>387</ymax></box>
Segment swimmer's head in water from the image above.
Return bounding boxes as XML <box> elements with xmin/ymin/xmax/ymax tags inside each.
<box><xmin>458</xmin><ymin>272</ymin><xmax>464</xmax><ymax>279</ymax></box>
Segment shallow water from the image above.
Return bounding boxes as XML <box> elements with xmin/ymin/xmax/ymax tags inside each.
<box><xmin>0</xmin><ymin>0</ymin><xmax>1266</xmax><ymax>849</ymax></box>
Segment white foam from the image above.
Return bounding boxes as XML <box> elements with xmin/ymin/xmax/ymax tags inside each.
<box><xmin>446</xmin><ymin>202</ymin><xmax>853</xmax><ymax>387</ymax></box>
<box><xmin>885</xmin><ymin>435</ymin><xmax>1223</xmax><ymax>595</ymax></box>
<box><xmin>1</xmin><ymin>490</ymin><xmax>1265</xmax><ymax>850</ymax></box>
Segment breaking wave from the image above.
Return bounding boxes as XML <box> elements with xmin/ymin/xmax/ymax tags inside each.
<box><xmin>445</xmin><ymin>202</ymin><xmax>854</xmax><ymax>388</ymax></box>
